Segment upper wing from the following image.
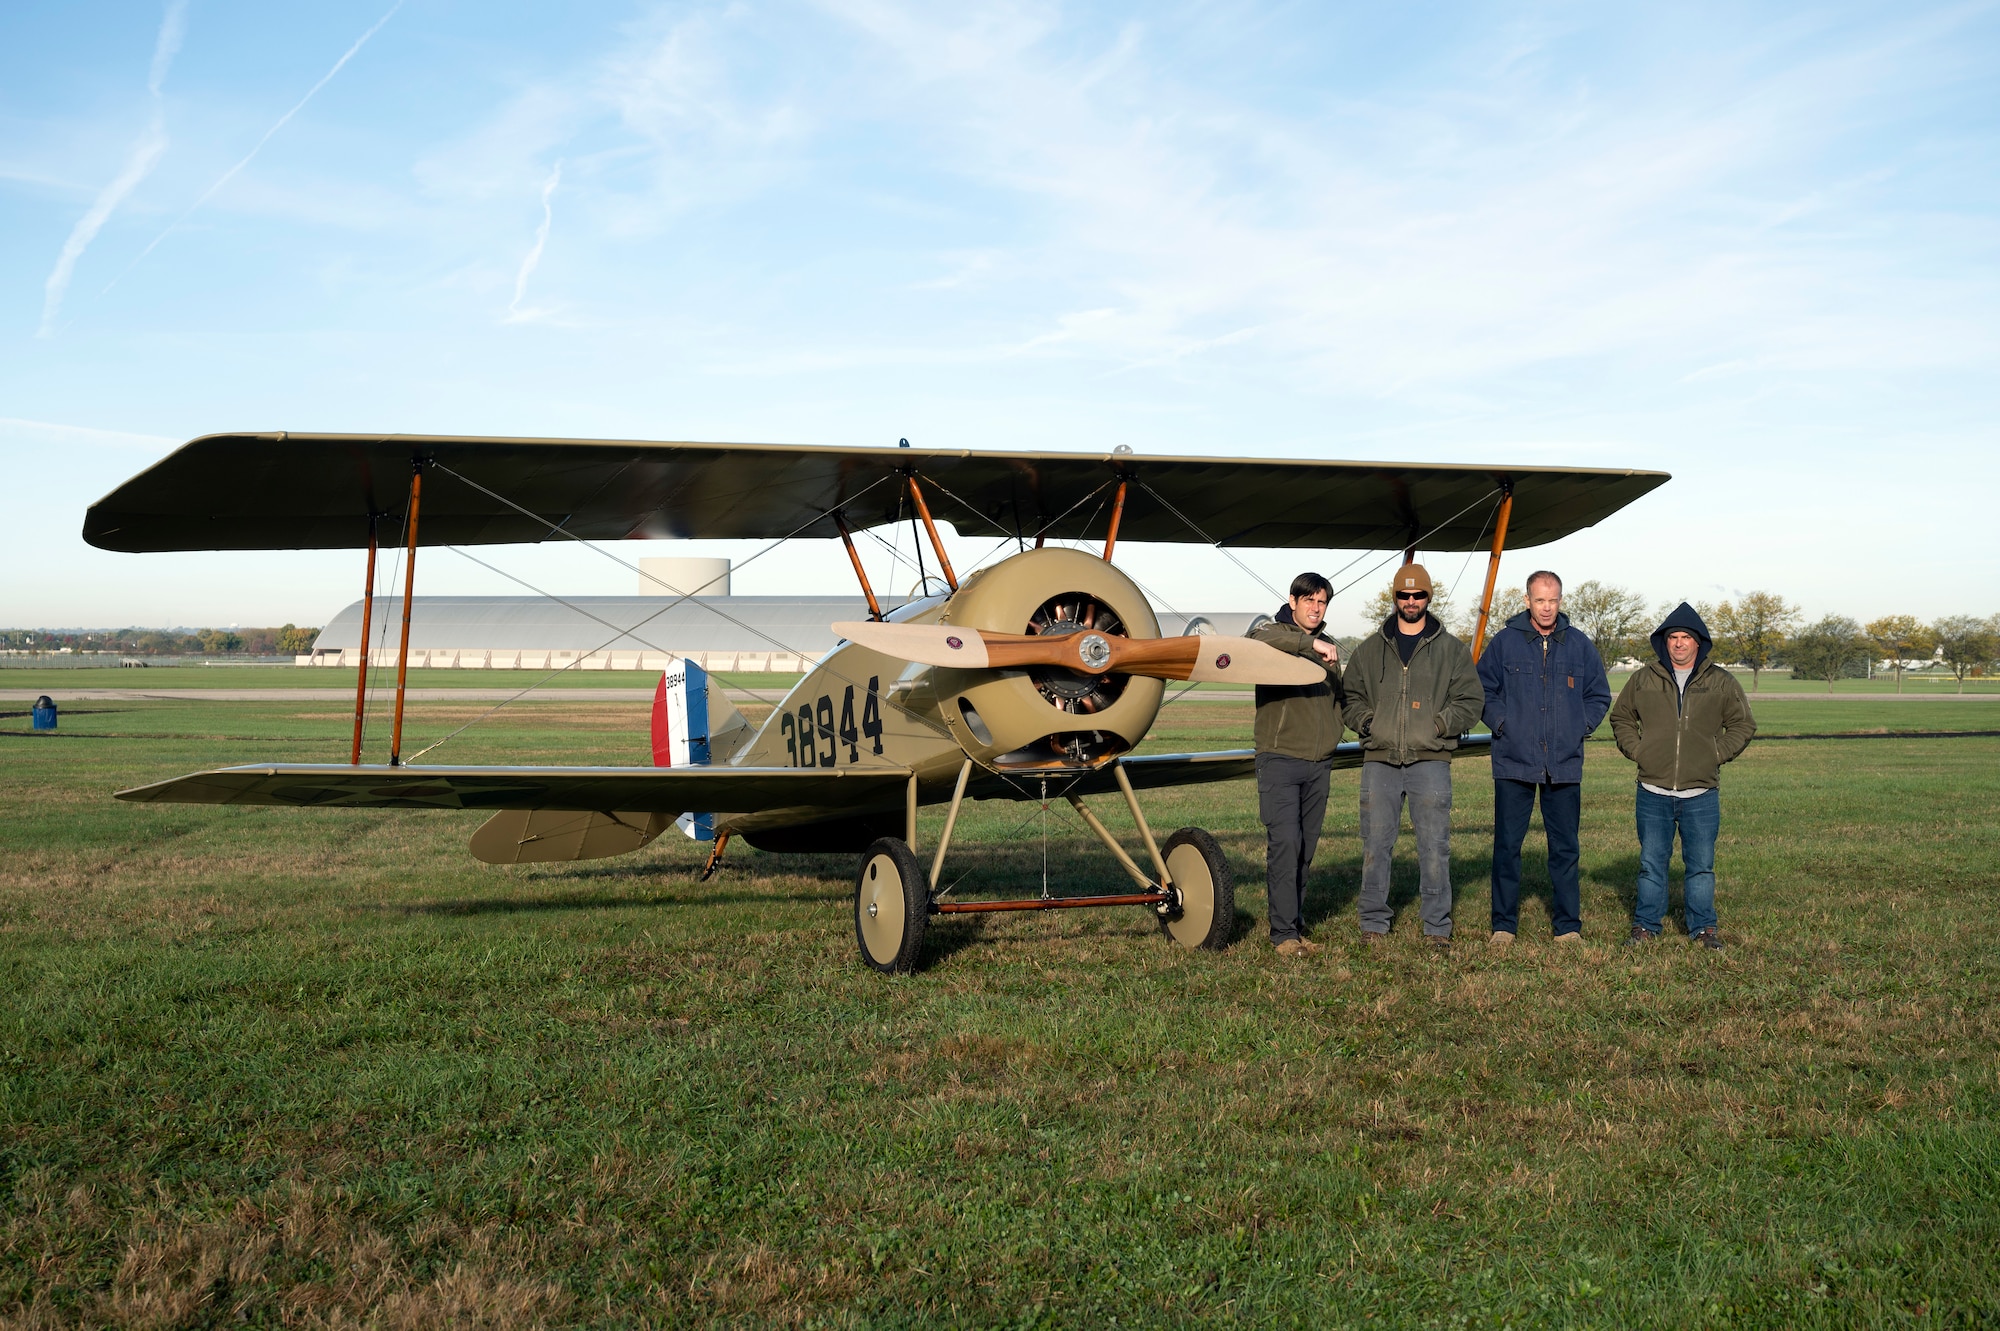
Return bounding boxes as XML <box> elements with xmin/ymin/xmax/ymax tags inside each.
<box><xmin>84</xmin><ymin>433</ymin><xmax>1667</xmax><ymax>553</ymax></box>
<box><xmin>115</xmin><ymin>763</ymin><xmax>912</xmax><ymax>811</ymax></box>
<box><xmin>1058</xmin><ymin>733</ymin><xmax>1494</xmax><ymax>798</ymax></box>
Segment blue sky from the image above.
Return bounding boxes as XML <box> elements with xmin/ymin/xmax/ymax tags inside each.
<box><xmin>4</xmin><ymin>1</ymin><xmax>1996</xmax><ymax>634</ymax></box>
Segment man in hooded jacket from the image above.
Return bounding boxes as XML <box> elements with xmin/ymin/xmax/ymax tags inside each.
<box><xmin>1476</xmin><ymin>571</ymin><xmax>1612</xmax><ymax>945</ymax></box>
<box><xmin>1609</xmin><ymin>603</ymin><xmax>1757</xmax><ymax>949</ymax></box>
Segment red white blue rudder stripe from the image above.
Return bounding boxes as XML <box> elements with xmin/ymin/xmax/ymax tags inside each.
<box><xmin>651</xmin><ymin>661</ymin><xmax>715</xmax><ymax>840</ymax></box>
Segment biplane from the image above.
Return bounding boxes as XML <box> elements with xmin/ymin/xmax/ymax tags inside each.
<box><xmin>87</xmin><ymin>435</ymin><xmax>1666</xmax><ymax>972</ymax></box>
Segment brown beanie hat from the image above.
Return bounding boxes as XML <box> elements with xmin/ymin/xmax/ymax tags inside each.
<box><xmin>1391</xmin><ymin>563</ymin><xmax>1433</xmax><ymax>595</ymax></box>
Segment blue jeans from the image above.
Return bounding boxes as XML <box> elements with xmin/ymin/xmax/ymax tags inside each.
<box><xmin>1491</xmin><ymin>779</ymin><xmax>1581</xmax><ymax>937</ymax></box>
<box><xmin>1634</xmin><ymin>785</ymin><xmax>1720</xmax><ymax>935</ymax></box>
<box><xmin>1358</xmin><ymin>761</ymin><xmax>1454</xmax><ymax>937</ymax></box>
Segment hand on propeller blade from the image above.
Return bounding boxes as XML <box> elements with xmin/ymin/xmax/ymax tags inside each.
<box><xmin>832</xmin><ymin>621</ymin><xmax>1327</xmax><ymax>685</ymax></box>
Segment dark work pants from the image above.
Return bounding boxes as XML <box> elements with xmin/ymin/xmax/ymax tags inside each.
<box><xmin>1257</xmin><ymin>752</ymin><xmax>1333</xmax><ymax>943</ymax></box>
<box><xmin>1490</xmin><ymin>779</ymin><xmax>1582</xmax><ymax>937</ymax></box>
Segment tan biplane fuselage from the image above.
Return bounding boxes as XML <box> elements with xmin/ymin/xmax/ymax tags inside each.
<box><xmin>709</xmin><ymin>545</ymin><xmax>1167</xmax><ymax>848</ymax></box>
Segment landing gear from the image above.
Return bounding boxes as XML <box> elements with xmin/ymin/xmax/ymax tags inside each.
<box><xmin>854</xmin><ymin>836</ymin><xmax>928</xmax><ymax>974</ymax></box>
<box><xmin>850</xmin><ymin>769</ymin><xmax>1234</xmax><ymax>973</ymax></box>
<box><xmin>1156</xmin><ymin>826</ymin><xmax>1233</xmax><ymax>950</ymax></box>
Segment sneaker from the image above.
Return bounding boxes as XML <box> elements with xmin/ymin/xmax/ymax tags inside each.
<box><xmin>1489</xmin><ymin>930</ymin><xmax>1515</xmax><ymax>947</ymax></box>
<box><xmin>1624</xmin><ymin>925</ymin><xmax>1657</xmax><ymax>947</ymax></box>
<box><xmin>1691</xmin><ymin>927</ymin><xmax>1725</xmax><ymax>951</ymax></box>
<box><xmin>1553</xmin><ymin>931</ymin><xmax>1582</xmax><ymax>946</ymax></box>
<box><xmin>1426</xmin><ymin>934</ymin><xmax>1452</xmax><ymax>954</ymax></box>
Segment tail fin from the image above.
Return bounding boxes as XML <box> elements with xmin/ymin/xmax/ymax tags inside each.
<box><xmin>651</xmin><ymin>660</ymin><xmax>752</xmax><ymax>841</ymax></box>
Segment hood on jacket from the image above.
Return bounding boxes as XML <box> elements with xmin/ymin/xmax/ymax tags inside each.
<box><xmin>1650</xmin><ymin>602</ymin><xmax>1712</xmax><ymax>671</ymax></box>
<box><xmin>1506</xmin><ymin>608</ymin><xmax>1571</xmax><ymax>638</ymax></box>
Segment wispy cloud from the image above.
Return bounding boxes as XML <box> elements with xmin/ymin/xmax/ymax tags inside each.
<box><xmin>0</xmin><ymin>417</ymin><xmax>179</xmax><ymax>449</ymax></box>
<box><xmin>106</xmin><ymin>0</ymin><xmax>404</xmax><ymax>292</ymax></box>
<box><xmin>36</xmin><ymin>0</ymin><xmax>187</xmax><ymax>338</ymax></box>
<box><xmin>506</xmin><ymin>160</ymin><xmax>565</xmax><ymax>322</ymax></box>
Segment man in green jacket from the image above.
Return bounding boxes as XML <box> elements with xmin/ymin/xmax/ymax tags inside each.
<box><xmin>1610</xmin><ymin>602</ymin><xmax>1756</xmax><ymax>949</ymax></box>
<box><xmin>1248</xmin><ymin>572</ymin><xmax>1344</xmax><ymax>957</ymax></box>
<box><xmin>1343</xmin><ymin>564</ymin><xmax>1485</xmax><ymax>950</ymax></box>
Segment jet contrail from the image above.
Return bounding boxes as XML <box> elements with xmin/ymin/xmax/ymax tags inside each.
<box><xmin>37</xmin><ymin>0</ymin><xmax>188</xmax><ymax>338</ymax></box>
<box><xmin>105</xmin><ymin>0</ymin><xmax>403</xmax><ymax>293</ymax></box>
<box><xmin>507</xmin><ymin>160</ymin><xmax>564</xmax><ymax>322</ymax></box>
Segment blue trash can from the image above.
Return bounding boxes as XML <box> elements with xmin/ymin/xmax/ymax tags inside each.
<box><xmin>32</xmin><ymin>696</ymin><xmax>56</xmax><ymax>731</ymax></box>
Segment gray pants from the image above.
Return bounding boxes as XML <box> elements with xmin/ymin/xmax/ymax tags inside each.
<box><xmin>1257</xmin><ymin>752</ymin><xmax>1333</xmax><ymax>943</ymax></box>
<box><xmin>1358</xmin><ymin>760</ymin><xmax>1454</xmax><ymax>937</ymax></box>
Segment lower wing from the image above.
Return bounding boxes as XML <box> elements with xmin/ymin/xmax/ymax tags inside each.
<box><xmin>1063</xmin><ymin>733</ymin><xmax>1494</xmax><ymax>797</ymax></box>
<box><xmin>114</xmin><ymin>763</ymin><xmax>913</xmax><ymax>811</ymax></box>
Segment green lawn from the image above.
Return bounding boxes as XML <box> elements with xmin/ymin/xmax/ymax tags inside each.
<box><xmin>1</xmin><ymin>694</ymin><xmax>1995</xmax><ymax>1326</ymax></box>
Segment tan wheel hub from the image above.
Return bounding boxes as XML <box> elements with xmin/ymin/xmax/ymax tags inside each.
<box><xmin>1162</xmin><ymin>841</ymin><xmax>1214</xmax><ymax>948</ymax></box>
<box><xmin>858</xmin><ymin>853</ymin><xmax>907</xmax><ymax>963</ymax></box>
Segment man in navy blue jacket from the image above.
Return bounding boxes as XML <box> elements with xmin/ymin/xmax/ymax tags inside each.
<box><xmin>1476</xmin><ymin>571</ymin><xmax>1612</xmax><ymax>945</ymax></box>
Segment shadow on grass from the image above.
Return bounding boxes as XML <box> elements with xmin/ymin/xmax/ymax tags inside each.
<box><xmin>374</xmin><ymin>883</ymin><xmax>851</xmax><ymax>916</ymax></box>
<box><xmin>923</xmin><ymin>913</ymin><xmax>992</xmax><ymax>966</ymax></box>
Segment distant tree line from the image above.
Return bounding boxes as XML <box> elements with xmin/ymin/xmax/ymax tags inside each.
<box><xmin>1353</xmin><ymin>583</ymin><xmax>2000</xmax><ymax>694</ymax></box>
<box><xmin>0</xmin><ymin>626</ymin><xmax>320</xmax><ymax>656</ymax></box>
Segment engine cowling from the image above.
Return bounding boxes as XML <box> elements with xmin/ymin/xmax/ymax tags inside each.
<box><xmin>932</xmin><ymin>547</ymin><xmax>1164</xmax><ymax>771</ymax></box>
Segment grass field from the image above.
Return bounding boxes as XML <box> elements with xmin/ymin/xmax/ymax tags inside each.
<box><xmin>2</xmin><ymin>692</ymin><xmax>1995</xmax><ymax>1327</ymax></box>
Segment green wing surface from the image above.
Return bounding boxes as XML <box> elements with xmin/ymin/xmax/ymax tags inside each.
<box><xmin>115</xmin><ymin>764</ymin><xmax>912</xmax><ymax>811</ymax></box>
<box><xmin>84</xmin><ymin>433</ymin><xmax>1667</xmax><ymax>553</ymax></box>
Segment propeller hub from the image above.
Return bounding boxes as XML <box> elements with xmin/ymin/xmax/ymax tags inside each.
<box><xmin>1077</xmin><ymin>633</ymin><xmax>1113</xmax><ymax>671</ymax></box>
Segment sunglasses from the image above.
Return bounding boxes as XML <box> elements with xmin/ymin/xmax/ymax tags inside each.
<box><xmin>1394</xmin><ymin>591</ymin><xmax>1429</xmax><ymax>601</ymax></box>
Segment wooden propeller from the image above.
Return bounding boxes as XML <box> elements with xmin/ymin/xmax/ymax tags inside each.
<box><xmin>832</xmin><ymin>621</ymin><xmax>1328</xmax><ymax>685</ymax></box>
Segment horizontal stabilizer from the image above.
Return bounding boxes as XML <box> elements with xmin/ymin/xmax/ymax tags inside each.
<box><xmin>470</xmin><ymin>809</ymin><xmax>672</xmax><ymax>864</ymax></box>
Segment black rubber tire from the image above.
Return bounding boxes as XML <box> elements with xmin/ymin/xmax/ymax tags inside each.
<box><xmin>1157</xmin><ymin>826</ymin><xmax>1234</xmax><ymax>951</ymax></box>
<box><xmin>854</xmin><ymin>836</ymin><xmax>929</xmax><ymax>974</ymax></box>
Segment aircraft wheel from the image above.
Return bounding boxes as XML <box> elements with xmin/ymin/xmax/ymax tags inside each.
<box><xmin>1158</xmin><ymin>826</ymin><xmax>1234</xmax><ymax>951</ymax></box>
<box><xmin>855</xmin><ymin>837</ymin><xmax>929</xmax><ymax>974</ymax></box>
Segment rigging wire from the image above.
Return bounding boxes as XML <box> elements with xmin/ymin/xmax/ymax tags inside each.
<box><xmin>1133</xmin><ymin>481</ymin><xmax>1287</xmax><ymax>603</ymax></box>
<box><xmin>913</xmin><ymin>473</ymin><xmax>1114</xmax><ymax>585</ymax></box>
<box><xmin>406</xmin><ymin>467</ymin><xmax>954</xmax><ymax>760</ymax></box>
<box><xmin>1447</xmin><ymin>493</ymin><xmax>1503</xmax><ymax>621</ymax></box>
<box><xmin>1327</xmin><ymin>486</ymin><xmax>1504</xmax><ymax>601</ymax></box>
<box><xmin>927</xmin><ymin>472</ymin><xmax>1189</xmax><ymax>622</ymax></box>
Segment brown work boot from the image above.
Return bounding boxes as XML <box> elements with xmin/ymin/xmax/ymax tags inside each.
<box><xmin>1489</xmin><ymin>930</ymin><xmax>1515</xmax><ymax>947</ymax></box>
<box><xmin>1426</xmin><ymin>934</ymin><xmax>1452</xmax><ymax>954</ymax></box>
<box><xmin>1274</xmin><ymin>938</ymin><xmax>1311</xmax><ymax>958</ymax></box>
<box><xmin>1361</xmin><ymin>930</ymin><xmax>1388</xmax><ymax>949</ymax></box>
<box><xmin>1554</xmin><ymin>931</ymin><xmax>1583</xmax><ymax>946</ymax></box>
